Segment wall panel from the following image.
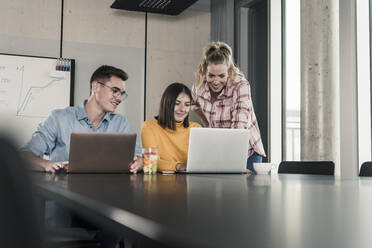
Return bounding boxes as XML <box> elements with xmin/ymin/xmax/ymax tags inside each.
<box><xmin>63</xmin><ymin>0</ymin><xmax>145</xmax><ymax>138</ymax></box>
<box><xmin>146</xmin><ymin>10</ymin><xmax>210</xmax><ymax>121</ymax></box>
<box><xmin>0</xmin><ymin>0</ymin><xmax>61</xmax><ymax>57</ymax></box>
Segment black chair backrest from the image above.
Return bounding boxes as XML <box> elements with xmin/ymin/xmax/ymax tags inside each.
<box><xmin>0</xmin><ymin>136</ymin><xmax>43</xmax><ymax>248</ymax></box>
<box><xmin>359</xmin><ymin>161</ymin><xmax>372</xmax><ymax>176</ymax></box>
<box><xmin>278</xmin><ymin>161</ymin><xmax>335</xmax><ymax>175</ymax></box>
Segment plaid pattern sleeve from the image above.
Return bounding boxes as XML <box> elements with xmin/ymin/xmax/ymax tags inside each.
<box><xmin>231</xmin><ymin>81</ymin><xmax>250</xmax><ymax>129</ymax></box>
<box><xmin>231</xmin><ymin>80</ymin><xmax>266</xmax><ymax>157</ymax></box>
<box><xmin>191</xmin><ymin>84</ymin><xmax>200</xmax><ymax>111</ymax></box>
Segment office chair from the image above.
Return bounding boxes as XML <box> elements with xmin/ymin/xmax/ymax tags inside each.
<box><xmin>359</xmin><ymin>161</ymin><xmax>372</xmax><ymax>176</ymax></box>
<box><xmin>278</xmin><ymin>161</ymin><xmax>335</xmax><ymax>175</ymax></box>
<box><xmin>0</xmin><ymin>136</ymin><xmax>43</xmax><ymax>248</ymax></box>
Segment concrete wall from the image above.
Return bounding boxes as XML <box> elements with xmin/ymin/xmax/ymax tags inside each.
<box><xmin>62</xmin><ymin>0</ymin><xmax>146</xmax><ymax>138</ymax></box>
<box><xmin>146</xmin><ymin>11</ymin><xmax>210</xmax><ymax>120</ymax></box>
<box><xmin>0</xmin><ymin>0</ymin><xmax>61</xmax><ymax>57</ymax></box>
<box><xmin>0</xmin><ymin>0</ymin><xmax>211</xmax><ymax>140</ymax></box>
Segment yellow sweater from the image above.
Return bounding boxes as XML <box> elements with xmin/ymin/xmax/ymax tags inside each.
<box><xmin>141</xmin><ymin>119</ymin><xmax>201</xmax><ymax>171</ymax></box>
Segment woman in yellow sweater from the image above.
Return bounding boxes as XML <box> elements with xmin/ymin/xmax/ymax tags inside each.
<box><xmin>141</xmin><ymin>83</ymin><xmax>201</xmax><ymax>172</ymax></box>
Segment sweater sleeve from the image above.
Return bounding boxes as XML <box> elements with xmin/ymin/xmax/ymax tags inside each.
<box><xmin>141</xmin><ymin>121</ymin><xmax>178</xmax><ymax>172</ymax></box>
<box><xmin>157</xmin><ymin>122</ymin><xmax>202</xmax><ymax>171</ymax></box>
<box><xmin>157</xmin><ymin>158</ymin><xmax>178</xmax><ymax>171</ymax></box>
<box><xmin>141</xmin><ymin>121</ymin><xmax>158</xmax><ymax>149</ymax></box>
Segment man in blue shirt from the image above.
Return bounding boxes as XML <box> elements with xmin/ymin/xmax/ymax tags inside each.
<box><xmin>22</xmin><ymin>65</ymin><xmax>142</xmax><ymax>173</ymax></box>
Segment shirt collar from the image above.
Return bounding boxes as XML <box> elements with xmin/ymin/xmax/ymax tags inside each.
<box><xmin>198</xmin><ymin>82</ymin><xmax>209</xmax><ymax>99</ymax></box>
<box><xmin>219</xmin><ymin>86</ymin><xmax>229</xmax><ymax>98</ymax></box>
<box><xmin>76</xmin><ymin>100</ymin><xmax>89</xmax><ymax>121</ymax></box>
<box><xmin>76</xmin><ymin>100</ymin><xmax>112</xmax><ymax>122</ymax></box>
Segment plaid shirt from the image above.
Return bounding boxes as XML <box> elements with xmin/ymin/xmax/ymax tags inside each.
<box><xmin>191</xmin><ymin>77</ymin><xmax>266</xmax><ymax>157</ymax></box>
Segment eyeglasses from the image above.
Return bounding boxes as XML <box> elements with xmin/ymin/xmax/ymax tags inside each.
<box><xmin>97</xmin><ymin>81</ymin><xmax>128</xmax><ymax>100</ymax></box>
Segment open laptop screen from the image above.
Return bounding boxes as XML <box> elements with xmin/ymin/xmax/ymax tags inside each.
<box><xmin>186</xmin><ymin>128</ymin><xmax>249</xmax><ymax>173</ymax></box>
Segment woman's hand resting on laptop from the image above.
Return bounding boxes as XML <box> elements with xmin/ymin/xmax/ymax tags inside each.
<box><xmin>129</xmin><ymin>156</ymin><xmax>143</xmax><ymax>174</ymax></box>
<box><xmin>176</xmin><ymin>163</ymin><xmax>187</xmax><ymax>172</ymax></box>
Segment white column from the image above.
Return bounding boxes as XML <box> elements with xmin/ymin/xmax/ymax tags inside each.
<box><xmin>301</xmin><ymin>0</ymin><xmax>340</xmax><ymax>174</ymax></box>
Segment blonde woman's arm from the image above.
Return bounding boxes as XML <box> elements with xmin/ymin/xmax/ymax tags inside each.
<box><xmin>231</xmin><ymin>81</ymin><xmax>251</xmax><ymax>129</ymax></box>
<box><xmin>191</xmin><ymin>84</ymin><xmax>209</xmax><ymax>127</ymax></box>
<box><xmin>194</xmin><ymin>108</ymin><xmax>209</xmax><ymax>127</ymax></box>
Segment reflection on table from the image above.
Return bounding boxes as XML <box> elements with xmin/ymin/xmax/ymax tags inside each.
<box><xmin>32</xmin><ymin>173</ymin><xmax>372</xmax><ymax>248</ymax></box>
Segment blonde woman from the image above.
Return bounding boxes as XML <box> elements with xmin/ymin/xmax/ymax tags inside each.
<box><xmin>192</xmin><ymin>41</ymin><xmax>266</xmax><ymax>174</ymax></box>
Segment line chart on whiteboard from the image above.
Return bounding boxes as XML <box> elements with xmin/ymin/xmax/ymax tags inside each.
<box><xmin>15</xmin><ymin>65</ymin><xmax>65</xmax><ymax>118</ymax></box>
<box><xmin>0</xmin><ymin>53</ymin><xmax>74</xmax><ymax>146</ymax></box>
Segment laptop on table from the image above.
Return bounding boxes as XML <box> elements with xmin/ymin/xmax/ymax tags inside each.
<box><xmin>185</xmin><ymin>128</ymin><xmax>249</xmax><ymax>173</ymax></box>
<box><xmin>68</xmin><ymin>132</ymin><xmax>136</xmax><ymax>173</ymax></box>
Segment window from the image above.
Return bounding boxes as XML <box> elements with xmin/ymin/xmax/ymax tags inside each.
<box><xmin>283</xmin><ymin>0</ymin><xmax>301</xmax><ymax>160</ymax></box>
<box><xmin>357</xmin><ymin>0</ymin><xmax>372</xmax><ymax>165</ymax></box>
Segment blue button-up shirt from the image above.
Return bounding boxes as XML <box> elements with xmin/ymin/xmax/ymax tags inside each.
<box><xmin>22</xmin><ymin>100</ymin><xmax>142</xmax><ymax>162</ymax></box>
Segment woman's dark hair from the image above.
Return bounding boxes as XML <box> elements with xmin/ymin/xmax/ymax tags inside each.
<box><xmin>157</xmin><ymin>82</ymin><xmax>192</xmax><ymax>130</ymax></box>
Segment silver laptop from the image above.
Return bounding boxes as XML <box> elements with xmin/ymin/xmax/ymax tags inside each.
<box><xmin>68</xmin><ymin>132</ymin><xmax>136</xmax><ymax>173</ymax></box>
<box><xmin>186</xmin><ymin>128</ymin><xmax>249</xmax><ymax>173</ymax></box>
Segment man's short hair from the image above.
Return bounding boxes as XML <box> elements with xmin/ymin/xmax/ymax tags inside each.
<box><xmin>90</xmin><ymin>65</ymin><xmax>128</xmax><ymax>91</ymax></box>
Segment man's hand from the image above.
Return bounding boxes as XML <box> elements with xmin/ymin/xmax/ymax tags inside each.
<box><xmin>22</xmin><ymin>151</ymin><xmax>68</xmax><ymax>173</ymax></box>
<box><xmin>129</xmin><ymin>156</ymin><xmax>143</xmax><ymax>174</ymax></box>
<box><xmin>44</xmin><ymin>161</ymin><xmax>69</xmax><ymax>173</ymax></box>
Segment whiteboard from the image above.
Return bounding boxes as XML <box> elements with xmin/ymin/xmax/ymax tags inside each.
<box><xmin>0</xmin><ymin>54</ymin><xmax>74</xmax><ymax>146</ymax></box>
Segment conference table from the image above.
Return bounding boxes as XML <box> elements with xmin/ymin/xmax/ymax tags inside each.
<box><xmin>32</xmin><ymin>172</ymin><xmax>372</xmax><ymax>248</ymax></box>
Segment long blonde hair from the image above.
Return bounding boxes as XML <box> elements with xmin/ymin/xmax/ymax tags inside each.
<box><xmin>196</xmin><ymin>41</ymin><xmax>242</xmax><ymax>89</ymax></box>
